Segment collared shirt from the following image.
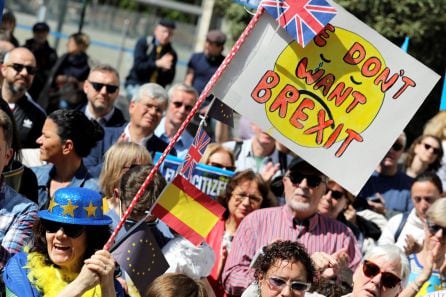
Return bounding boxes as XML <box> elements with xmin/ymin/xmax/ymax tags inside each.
<box><xmin>84</xmin><ymin>104</ymin><xmax>116</xmax><ymax>125</ymax></box>
<box><xmin>154</xmin><ymin>117</ymin><xmax>194</xmax><ymax>159</ymax></box>
<box><xmin>222</xmin><ymin>206</ymin><xmax>361</xmax><ymax>296</ymax></box>
<box><xmin>0</xmin><ymin>179</ymin><xmax>38</xmax><ymax>267</ymax></box>
<box><xmin>123</xmin><ymin>123</ymin><xmax>153</xmax><ymax>147</ymax></box>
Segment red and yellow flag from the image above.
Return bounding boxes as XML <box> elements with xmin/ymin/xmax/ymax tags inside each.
<box><xmin>151</xmin><ymin>174</ymin><xmax>225</xmax><ymax>246</ymax></box>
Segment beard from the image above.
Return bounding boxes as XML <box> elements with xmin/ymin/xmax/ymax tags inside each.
<box><xmin>287</xmin><ymin>199</ymin><xmax>312</xmax><ymax>212</ymax></box>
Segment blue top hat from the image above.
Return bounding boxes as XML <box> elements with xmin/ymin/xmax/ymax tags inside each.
<box><xmin>38</xmin><ymin>187</ymin><xmax>112</xmax><ymax>226</ymax></box>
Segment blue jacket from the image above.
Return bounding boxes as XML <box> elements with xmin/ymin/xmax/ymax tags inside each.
<box><xmin>83</xmin><ymin>124</ymin><xmax>176</xmax><ymax>178</ymax></box>
<box><xmin>32</xmin><ymin>163</ymin><xmax>100</xmax><ymax>210</ymax></box>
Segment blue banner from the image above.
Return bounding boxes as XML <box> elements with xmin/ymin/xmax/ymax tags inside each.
<box><xmin>153</xmin><ymin>152</ymin><xmax>234</xmax><ymax>200</ymax></box>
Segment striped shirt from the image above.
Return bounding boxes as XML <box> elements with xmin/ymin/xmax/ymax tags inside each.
<box><xmin>222</xmin><ymin>205</ymin><xmax>361</xmax><ymax>296</ymax></box>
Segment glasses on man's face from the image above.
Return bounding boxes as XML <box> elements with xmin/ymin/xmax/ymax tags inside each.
<box><xmin>89</xmin><ymin>81</ymin><xmax>119</xmax><ymax>94</ymax></box>
<box><xmin>362</xmin><ymin>260</ymin><xmax>401</xmax><ymax>289</ymax></box>
<box><xmin>422</xmin><ymin>143</ymin><xmax>441</xmax><ymax>155</ymax></box>
<box><xmin>7</xmin><ymin>63</ymin><xmax>37</xmax><ymax>75</ymax></box>
<box><xmin>286</xmin><ymin>172</ymin><xmax>324</xmax><ymax>188</ymax></box>
<box><xmin>41</xmin><ymin>219</ymin><xmax>85</xmax><ymax>238</ymax></box>
<box><xmin>426</xmin><ymin>219</ymin><xmax>446</xmax><ymax>237</ymax></box>
<box><xmin>391</xmin><ymin>142</ymin><xmax>404</xmax><ymax>152</ymax></box>
<box><xmin>171</xmin><ymin>101</ymin><xmax>193</xmax><ymax>112</ymax></box>
<box><xmin>413</xmin><ymin>196</ymin><xmax>436</xmax><ymax>204</ymax></box>
<box><xmin>324</xmin><ymin>188</ymin><xmax>344</xmax><ymax>200</ymax></box>
<box><xmin>232</xmin><ymin>191</ymin><xmax>263</xmax><ymax>205</ymax></box>
<box><xmin>267</xmin><ymin>276</ymin><xmax>311</xmax><ymax>293</ymax></box>
<box><xmin>208</xmin><ymin>162</ymin><xmax>236</xmax><ymax>171</ymax></box>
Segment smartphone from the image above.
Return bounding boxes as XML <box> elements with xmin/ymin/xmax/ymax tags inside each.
<box><xmin>368</xmin><ymin>196</ymin><xmax>381</xmax><ymax>203</ymax></box>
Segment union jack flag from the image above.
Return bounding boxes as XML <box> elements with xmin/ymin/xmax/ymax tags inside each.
<box><xmin>180</xmin><ymin>126</ymin><xmax>211</xmax><ymax>181</ymax></box>
<box><xmin>261</xmin><ymin>0</ymin><xmax>337</xmax><ymax>47</ymax></box>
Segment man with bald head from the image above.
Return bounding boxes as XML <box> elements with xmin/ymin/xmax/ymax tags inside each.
<box><xmin>1</xmin><ymin>47</ymin><xmax>46</xmax><ymax>148</ymax></box>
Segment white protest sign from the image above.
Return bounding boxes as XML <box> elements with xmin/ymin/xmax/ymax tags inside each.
<box><xmin>210</xmin><ymin>2</ymin><xmax>440</xmax><ymax>195</ymax></box>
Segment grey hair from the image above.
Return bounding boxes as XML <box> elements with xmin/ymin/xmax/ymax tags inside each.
<box><xmin>397</xmin><ymin>132</ymin><xmax>407</xmax><ymax>148</ymax></box>
<box><xmin>363</xmin><ymin>244</ymin><xmax>410</xmax><ymax>286</ymax></box>
<box><xmin>167</xmin><ymin>83</ymin><xmax>198</xmax><ymax>101</ymax></box>
<box><xmin>89</xmin><ymin>63</ymin><xmax>120</xmax><ymax>82</ymax></box>
<box><xmin>132</xmin><ymin>83</ymin><xmax>168</xmax><ymax>103</ymax></box>
<box><xmin>426</xmin><ymin>198</ymin><xmax>446</xmax><ymax>226</ymax></box>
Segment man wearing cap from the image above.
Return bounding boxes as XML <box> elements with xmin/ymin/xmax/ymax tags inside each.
<box><xmin>0</xmin><ymin>109</ymin><xmax>38</xmax><ymax>269</ymax></box>
<box><xmin>81</xmin><ymin>64</ymin><xmax>126</xmax><ymax>127</ymax></box>
<box><xmin>184</xmin><ymin>30</ymin><xmax>226</xmax><ymax>96</ymax></box>
<box><xmin>222</xmin><ymin>158</ymin><xmax>361</xmax><ymax>296</ymax></box>
<box><xmin>24</xmin><ymin>22</ymin><xmax>58</xmax><ymax>100</ymax></box>
<box><xmin>125</xmin><ymin>19</ymin><xmax>177</xmax><ymax>99</ymax></box>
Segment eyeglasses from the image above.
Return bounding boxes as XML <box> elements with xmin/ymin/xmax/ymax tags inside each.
<box><xmin>391</xmin><ymin>142</ymin><xmax>404</xmax><ymax>152</ymax></box>
<box><xmin>413</xmin><ymin>196</ymin><xmax>436</xmax><ymax>204</ymax></box>
<box><xmin>267</xmin><ymin>276</ymin><xmax>311</xmax><ymax>292</ymax></box>
<box><xmin>41</xmin><ymin>219</ymin><xmax>85</xmax><ymax>238</ymax></box>
<box><xmin>362</xmin><ymin>260</ymin><xmax>401</xmax><ymax>289</ymax></box>
<box><xmin>171</xmin><ymin>101</ymin><xmax>193</xmax><ymax>111</ymax></box>
<box><xmin>286</xmin><ymin>172</ymin><xmax>324</xmax><ymax>188</ymax></box>
<box><xmin>426</xmin><ymin>219</ymin><xmax>446</xmax><ymax>236</ymax></box>
<box><xmin>89</xmin><ymin>81</ymin><xmax>119</xmax><ymax>93</ymax></box>
<box><xmin>208</xmin><ymin>162</ymin><xmax>236</xmax><ymax>171</ymax></box>
<box><xmin>6</xmin><ymin>63</ymin><xmax>37</xmax><ymax>75</ymax></box>
<box><xmin>325</xmin><ymin>188</ymin><xmax>344</xmax><ymax>200</ymax></box>
<box><xmin>422</xmin><ymin>143</ymin><xmax>441</xmax><ymax>155</ymax></box>
<box><xmin>232</xmin><ymin>192</ymin><xmax>263</xmax><ymax>205</ymax></box>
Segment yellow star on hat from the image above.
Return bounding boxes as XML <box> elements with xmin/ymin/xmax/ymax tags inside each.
<box><xmin>61</xmin><ymin>200</ymin><xmax>78</xmax><ymax>217</ymax></box>
<box><xmin>48</xmin><ymin>199</ymin><xmax>59</xmax><ymax>212</ymax></box>
<box><xmin>84</xmin><ymin>201</ymin><xmax>97</xmax><ymax>217</ymax></box>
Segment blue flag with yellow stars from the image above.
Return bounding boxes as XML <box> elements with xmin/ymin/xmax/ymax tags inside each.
<box><xmin>206</xmin><ymin>94</ymin><xmax>234</xmax><ymax>127</ymax></box>
<box><xmin>111</xmin><ymin>219</ymin><xmax>169</xmax><ymax>296</ymax></box>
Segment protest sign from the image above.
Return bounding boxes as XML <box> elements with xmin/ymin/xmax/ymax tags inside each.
<box><xmin>209</xmin><ymin>1</ymin><xmax>440</xmax><ymax>194</ymax></box>
<box><xmin>153</xmin><ymin>152</ymin><xmax>234</xmax><ymax>199</ymax></box>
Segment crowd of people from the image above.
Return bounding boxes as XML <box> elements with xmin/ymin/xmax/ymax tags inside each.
<box><xmin>0</xmin><ymin>9</ymin><xmax>444</xmax><ymax>297</ymax></box>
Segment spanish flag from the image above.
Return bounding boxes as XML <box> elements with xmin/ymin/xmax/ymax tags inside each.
<box><xmin>151</xmin><ymin>174</ymin><xmax>225</xmax><ymax>246</ymax></box>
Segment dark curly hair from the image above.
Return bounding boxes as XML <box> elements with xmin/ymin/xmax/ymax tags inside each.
<box><xmin>254</xmin><ymin>240</ymin><xmax>316</xmax><ymax>284</ymax></box>
<box><xmin>30</xmin><ymin>218</ymin><xmax>111</xmax><ymax>266</ymax></box>
<box><xmin>217</xmin><ymin>169</ymin><xmax>276</xmax><ymax>219</ymax></box>
<box><xmin>48</xmin><ymin>109</ymin><xmax>104</xmax><ymax>157</ymax></box>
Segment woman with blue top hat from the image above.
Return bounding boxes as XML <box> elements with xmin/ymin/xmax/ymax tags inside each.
<box><xmin>3</xmin><ymin>187</ymin><xmax>124</xmax><ymax>297</ymax></box>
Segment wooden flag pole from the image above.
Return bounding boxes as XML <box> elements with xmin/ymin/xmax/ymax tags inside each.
<box><xmin>104</xmin><ymin>6</ymin><xmax>266</xmax><ymax>250</ymax></box>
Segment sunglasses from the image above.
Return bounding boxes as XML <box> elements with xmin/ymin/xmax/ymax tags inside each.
<box><xmin>267</xmin><ymin>276</ymin><xmax>311</xmax><ymax>292</ymax></box>
<box><xmin>362</xmin><ymin>260</ymin><xmax>401</xmax><ymax>289</ymax></box>
<box><xmin>426</xmin><ymin>219</ymin><xmax>446</xmax><ymax>236</ymax></box>
<box><xmin>391</xmin><ymin>142</ymin><xmax>404</xmax><ymax>152</ymax></box>
<box><xmin>325</xmin><ymin>188</ymin><xmax>344</xmax><ymax>200</ymax></box>
<box><xmin>7</xmin><ymin>63</ymin><xmax>37</xmax><ymax>75</ymax></box>
<box><xmin>41</xmin><ymin>219</ymin><xmax>85</xmax><ymax>238</ymax></box>
<box><xmin>286</xmin><ymin>172</ymin><xmax>324</xmax><ymax>188</ymax></box>
<box><xmin>208</xmin><ymin>162</ymin><xmax>236</xmax><ymax>171</ymax></box>
<box><xmin>89</xmin><ymin>81</ymin><xmax>119</xmax><ymax>93</ymax></box>
<box><xmin>413</xmin><ymin>196</ymin><xmax>436</xmax><ymax>204</ymax></box>
<box><xmin>172</xmin><ymin>101</ymin><xmax>193</xmax><ymax>111</ymax></box>
<box><xmin>422</xmin><ymin>143</ymin><xmax>441</xmax><ymax>155</ymax></box>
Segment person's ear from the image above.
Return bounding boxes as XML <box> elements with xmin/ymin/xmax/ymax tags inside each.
<box><xmin>62</xmin><ymin>139</ymin><xmax>74</xmax><ymax>155</ymax></box>
<box><xmin>4</xmin><ymin>147</ymin><xmax>13</xmax><ymax>165</ymax></box>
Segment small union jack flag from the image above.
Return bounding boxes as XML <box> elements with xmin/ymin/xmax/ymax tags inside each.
<box><xmin>180</xmin><ymin>126</ymin><xmax>211</xmax><ymax>181</ymax></box>
<box><xmin>261</xmin><ymin>0</ymin><xmax>337</xmax><ymax>47</ymax></box>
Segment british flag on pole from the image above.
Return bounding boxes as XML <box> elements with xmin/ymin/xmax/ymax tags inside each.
<box><xmin>179</xmin><ymin>126</ymin><xmax>211</xmax><ymax>181</ymax></box>
<box><xmin>261</xmin><ymin>0</ymin><xmax>336</xmax><ymax>47</ymax></box>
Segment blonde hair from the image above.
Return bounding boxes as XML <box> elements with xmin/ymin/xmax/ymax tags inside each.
<box><xmin>426</xmin><ymin>198</ymin><xmax>446</xmax><ymax>226</ymax></box>
<box><xmin>99</xmin><ymin>142</ymin><xmax>151</xmax><ymax>197</ymax></box>
<box><xmin>424</xmin><ymin>111</ymin><xmax>446</xmax><ymax>140</ymax></box>
<box><xmin>146</xmin><ymin>273</ymin><xmax>208</xmax><ymax>297</ymax></box>
<box><xmin>200</xmin><ymin>143</ymin><xmax>235</xmax><ymax>165</ymax></box>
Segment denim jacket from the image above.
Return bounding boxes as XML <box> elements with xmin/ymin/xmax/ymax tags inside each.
<box><xmin>32</xmin><ymin>163</ymin><xmax>100</xmax><ymax>210</ymax></box>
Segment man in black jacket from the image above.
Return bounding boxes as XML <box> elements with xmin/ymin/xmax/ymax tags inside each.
<box><xmin>0</xmin><ymin>47</ymin><xmax>46</xmax><ymax>148</ymax></box>
<box><xmin>125</xmin><ymin>19</ymin><xmax>177</xmax><ymax>100</ymax></box>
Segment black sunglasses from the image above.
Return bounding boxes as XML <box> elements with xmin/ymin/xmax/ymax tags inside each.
<box><xmin>7</xmin><ymin>63</ymin><xmax>37</xmax><ymax>75</ymax></box>
<box><xmin>287</xmin><ymin>172</ymin><xmax>324</xmax><ymax>188</ymax></box>
<box><xmin>426</xmin><ymin>219</ymin><xmax>446</xmax><ymax>236</ymax></box>
<box><xmin>172</xmin><ymin>101</ymin><xmax>193</xmax><ymax>111</ymax></box>
<box><xmin>41</xmin><ymin>219</ymin><xmax>85</xmax><ymax>238</ymax></box>
<box><xmin>89</xmin><ymin>81</ymin><xmax>119</xmax><ymax>94</ymax></box>
<box><xmin>325</xmin><ymin>188</ymin><xmax>344</xmax><ymax>200</ymax></box>
<box><xmin>208</xmin><ymin>162</ymin><xmax>236</xmax><ymax>171</ymax></box>
<box><xmin>362</xmin><ymin>260</ymin><xmax>401</xmax><ymax>289</ymax></box>
<box><xmin>391</xmin><ymin>142</ymin><xmax>404</xmax><ymax>152</ymax></box>
<box><xmin>423</xmin><ymin>143</ymin><xmax>441</xmax><ymax>155</ymax></box>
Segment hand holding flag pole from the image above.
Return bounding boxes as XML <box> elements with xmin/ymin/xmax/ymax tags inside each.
<box><xmin>103</xmin><ymin>5</ymin><xmax>265</xmax><ymax>251</ymax></box>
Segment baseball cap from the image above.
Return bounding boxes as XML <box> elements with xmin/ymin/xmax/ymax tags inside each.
<box><xmin>287</xmin><ymin>157</ymin><xmax>324</xmax><ymax>176</ymax></box>
<box><xmin>206</xmin><ymin>30</ymin><xmax>226</xmax><ymax>45</ymax></box>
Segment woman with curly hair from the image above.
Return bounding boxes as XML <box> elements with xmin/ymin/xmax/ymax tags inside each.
<box><xmin>404</xmin><ymin>134</ymin><xmax>443</xmax><ymax>178</ymax></box>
